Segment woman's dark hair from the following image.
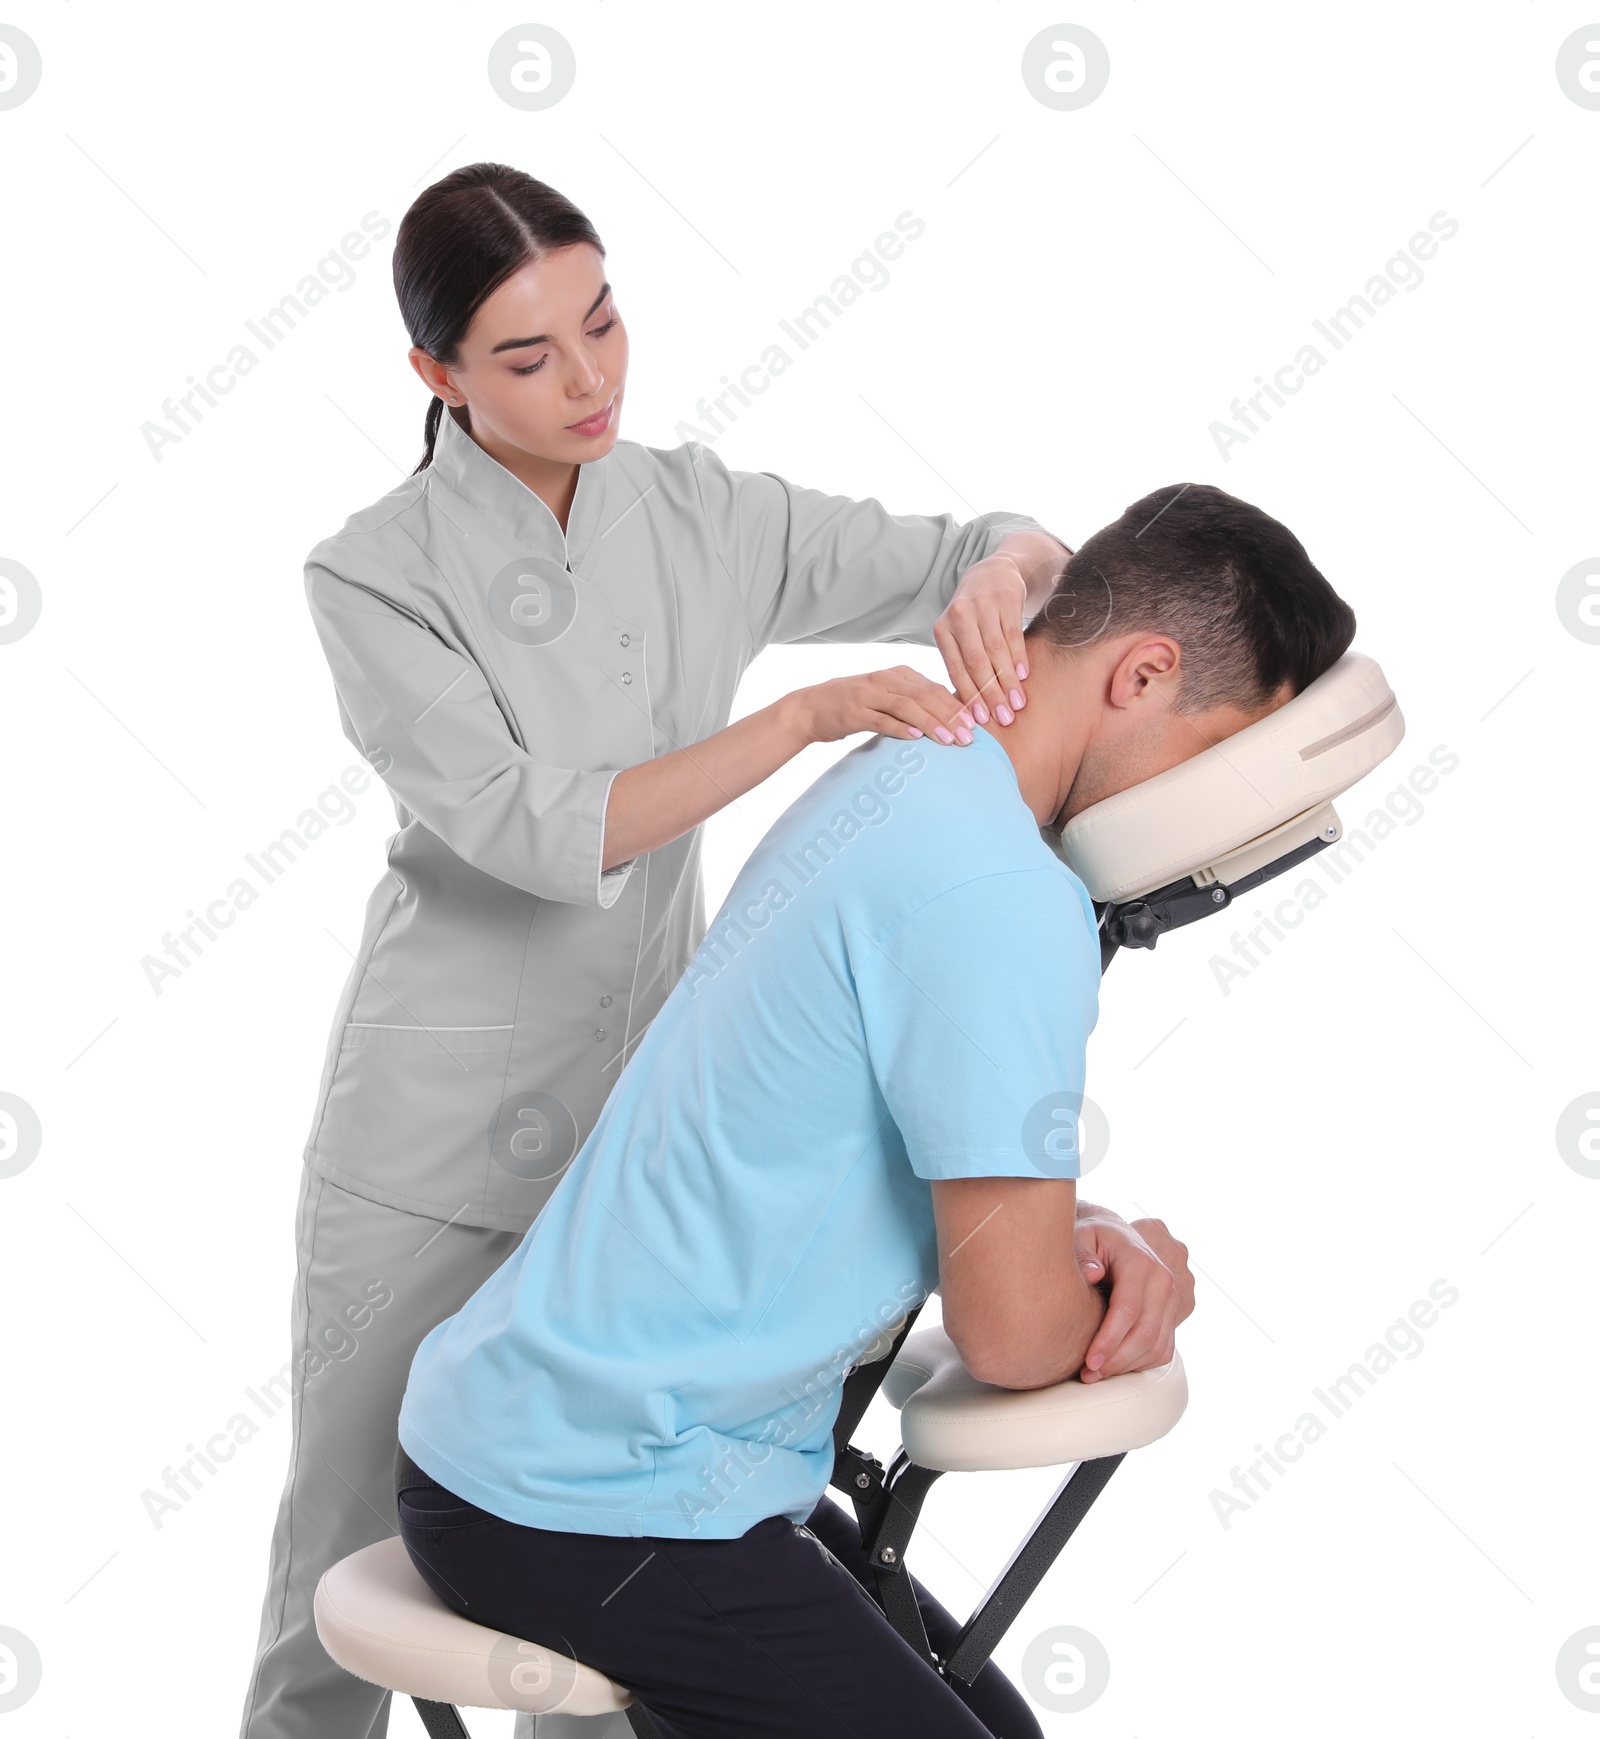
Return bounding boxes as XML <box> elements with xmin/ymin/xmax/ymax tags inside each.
<box><xmin>1025</xmin><ymin>483</ymin><xmax>1357</xmax><ymax>711</ymax></box>
<box><xmin>393</xmin><ymin>162</ymin><xmax>605</xmax><ymax>472</ymax></box>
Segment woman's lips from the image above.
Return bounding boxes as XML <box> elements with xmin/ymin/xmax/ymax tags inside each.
<box><xmin>566</xmin><ymin>401</ymin><xmax>614</xmax><ymax>437</ymax></box>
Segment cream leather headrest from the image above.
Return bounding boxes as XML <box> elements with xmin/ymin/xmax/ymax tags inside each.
<box><xmin>1058</xmin><ymin>651</ymin><xmax>1405</xmax><ymax>904</ymax></box>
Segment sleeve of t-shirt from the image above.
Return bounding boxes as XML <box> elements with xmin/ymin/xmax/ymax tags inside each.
<box><xmin>851</xmin><ymin>866</ymin><xmax>1102</xmax><ymax>1181</ymax></box>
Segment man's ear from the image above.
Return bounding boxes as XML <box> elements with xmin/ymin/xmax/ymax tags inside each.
<box><xmin>1107</xmin><ymin>636</ymin><xmax>1182</xmax><ymax>711</ymax></box>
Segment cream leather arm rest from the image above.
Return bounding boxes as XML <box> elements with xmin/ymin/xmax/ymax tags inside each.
<box><xmin>879</xmin><ymin>1324</ymin><xmax>1188</xmax><ymax>1474</ymax></box>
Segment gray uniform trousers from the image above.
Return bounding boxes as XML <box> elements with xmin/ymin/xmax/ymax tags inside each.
<box><xmin>236</xmin><ymin>1164</ymin><xmax>634</xmax><ymax>1739</ymax></box>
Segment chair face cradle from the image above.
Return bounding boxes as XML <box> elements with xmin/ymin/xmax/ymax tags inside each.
<box><xmin>1056</xmin><ymin>651</ymin><xmax>1405</xmax><ymax>966</ymax></box>
<box><xmin>312</xmin><ymin>650</ymin><xmax>1405</xmax><ymax>1733</ymax></box>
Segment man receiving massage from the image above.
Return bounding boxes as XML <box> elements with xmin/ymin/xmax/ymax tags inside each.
<box><xmin>393</xmin><ymin>482</ymin><xmax>1358</xmax><ymax>1738</ymax></box>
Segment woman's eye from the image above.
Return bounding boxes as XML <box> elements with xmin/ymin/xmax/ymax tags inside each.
<box><xmin>511</xmin><ymin>318</ymin><xmax>613</xmax><ymax>375</ymax></box>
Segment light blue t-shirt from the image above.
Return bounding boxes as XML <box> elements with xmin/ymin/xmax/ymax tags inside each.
<box><xmin>399</xmin><ymin>726</ymin><xmax>1101</xmax><ymax>1539</ymax></box>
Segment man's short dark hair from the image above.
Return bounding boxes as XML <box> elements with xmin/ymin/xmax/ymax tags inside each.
<box><xmin>1025</xmin><ymin>483</ymin><xmax>1356</xmax><ymax>712</ymax></box>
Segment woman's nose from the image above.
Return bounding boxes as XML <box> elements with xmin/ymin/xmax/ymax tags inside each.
<box><xmin>568</xmin><ymin>356</ymin><xmax>605</xmax><ymax>397</ymax></box>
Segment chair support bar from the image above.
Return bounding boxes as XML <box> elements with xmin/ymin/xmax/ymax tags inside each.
<box><xmin>943</xmin><ymin>1453</ymin><xmax>1124</xmax><ymax>1685</ymax></box>
<box><xmin>831</xmin><ymin>1305</ymin><xmax>925</xmax><ymax>1454</ymax></box>
<box><xmin>412</xmin><ymin>1699</ymin><xmax>473</xmax><ymax>1738</ymax></box>
<box><xmin>832</xmin><ymin>1420</ymin><xmax>1129</xmax><ymax>1691</ymax></box>
<box><xmin>865</xmin><ymin>1455</ymin><xmax>946</xmax><ymax>1665</ymax></box>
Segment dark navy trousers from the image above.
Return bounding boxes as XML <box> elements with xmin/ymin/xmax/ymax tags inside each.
<box><xmin>395</xmin><ymin>1446</ymin><xmax>1043</xmax><ymax>1739</ymax></box>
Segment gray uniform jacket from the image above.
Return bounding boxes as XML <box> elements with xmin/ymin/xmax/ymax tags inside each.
<box><xmin>301</xmin><ymin>405</ymin><xmax>1052</xmax><ymax>1234</ymax></box>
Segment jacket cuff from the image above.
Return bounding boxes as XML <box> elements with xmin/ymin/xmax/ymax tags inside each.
<box><xmin>977</xmin><ymin>512</ymin><xmax>1058</xmax><ymax>558</ymax></box>
<box><xmin>976</xmin><ymin>514</ymin><xmax>1068</xmax><ymax>624</ymax></box>
<box><xmin>595</xmin><ymin>769</ymin><xmax>638</xmax><ymax>910</ymax></box>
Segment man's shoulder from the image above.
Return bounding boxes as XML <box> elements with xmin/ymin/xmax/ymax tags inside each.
<box><xmin>762</xmin><ymin>736</ymin><xmax>1011</xmax><ymax>873</ymax></box>
<box><xmin>756</xmin><ymin>733</ymin><xmax>1089</xmax><ymax>933</ymax></box>
<box><xmin>846</xmin><ymin>732</ymin><xmax>1057</xmax><ymax>870</ymax></box>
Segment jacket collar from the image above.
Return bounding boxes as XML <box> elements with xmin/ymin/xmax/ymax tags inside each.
<box><xmin>428</xmin><ymin>403</ymin><xmax>609</xmax><ymax>570</ymax></box>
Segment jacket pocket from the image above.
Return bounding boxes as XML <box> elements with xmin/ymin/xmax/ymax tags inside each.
<box><xmin>308</xmin><ymin>1022</ymin><xmax>516</xmax><ymax>1218</ymax></box>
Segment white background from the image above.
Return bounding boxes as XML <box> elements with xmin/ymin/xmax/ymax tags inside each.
<box><xmin>2</xmin><ymin>3</ymin><xmax>1596</xmax><ymax>1733</ymax></box>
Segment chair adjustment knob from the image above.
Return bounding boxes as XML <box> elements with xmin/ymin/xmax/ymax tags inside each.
<box><xmin>1115</xmin><ymin>902</ymin><xmax>1163</xmax><ymax>949</ymax></box>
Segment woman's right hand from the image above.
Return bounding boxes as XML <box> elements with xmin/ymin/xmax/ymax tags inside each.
<box><xmin>786</xmin><ymin>667</ymin><xmax>976</xmax><ymax>747</ymax></box>
<box><xmin>604</xmin><ymin>667</ymin><xmax>974</xmax><ymax>871</ymax></box>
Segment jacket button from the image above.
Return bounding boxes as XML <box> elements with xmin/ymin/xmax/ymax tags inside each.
<box><xmin>620</xmin><ymin>634</ymin><xmax>630</xmax><ymax>646</ymax></box>
<box><xmin>595</xmin><ymin>1028</ymin><xmax>608</xmax><ymax>1042</ymax></box>
<box><xmin>599</xmin><ymin>995</ymin><xmax>612</xmax><ymax>1007</ymax></box>
<box><xmin>621</xmin><ymin>672</ymin><xmax>632</xmax><ymax>684</ymax></box>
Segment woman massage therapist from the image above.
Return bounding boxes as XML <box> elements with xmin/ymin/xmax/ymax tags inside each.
<box><xmin>237</xmin><ymin>161</ymin><xmax>1069</xmax><ymax>1739</ymax></box>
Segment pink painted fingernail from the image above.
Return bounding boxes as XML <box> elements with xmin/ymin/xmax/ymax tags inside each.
<box><xmin>971</xmin><ymin>699</ymin><xmax>989</xmax><ymax>724</ymax></box>
<box><xmin>934</xmin><ymin>726</ymin><xmax>955</xmax><ymax>744</ymax></box>
<box><xmin>906</xmin><ymin>726</ymin><xmax>923</xmax><ymax>737</ymax></box>
<box><xmin>1017</xmin><ymin>661</ymin><xmax>1028</xmax><ymax>680</ymax></box>
<box><xmin>996</xmin><ymin>702</ymin><xmax>1013</xmax><ymax>726</ymax></box>
<box><xmin>1010</xmin><ymin>688</ymin><xmax>1024</xmax><ymax>710</ymax></box>
<box><xmin>955</xmin><ymin>724</ymin><xmax>972</xmax><ymax>744</ymax></box>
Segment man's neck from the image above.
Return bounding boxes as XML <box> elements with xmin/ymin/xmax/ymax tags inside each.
<box><xmin>977</xmin><ymin>645</ymin><xmax>1088</xmax><ymax>831</ymax></box>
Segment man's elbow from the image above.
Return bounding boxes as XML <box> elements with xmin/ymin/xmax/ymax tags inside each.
<box><xmin>961</xmin><ymin>1343</ymin><xmax>1085</xmax><ymax>1393</ymax></box>
<box><xmin>951</xmin><ymin>1293</ymin><xmax>1107</xmax><ymax>1392</ymax></box>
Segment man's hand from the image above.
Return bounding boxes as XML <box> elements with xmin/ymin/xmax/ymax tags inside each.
<box><xmin>1130</xmin><ymin>1217</ymin><xmax>1196</xmax><ymax>1321</ymax></box>
<box><xmin>1073</xmin><ymin>1212</ymin><xmax>1194</xmax><ymax>1383</ymax></box>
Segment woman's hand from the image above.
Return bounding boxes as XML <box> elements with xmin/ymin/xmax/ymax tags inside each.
<box><xmin>933</xmin><ymin>556</ymin><xmax>1031</xmax><ymax>728</ymax></box>
<box><xmin>785</xmin><ymin>666</ymin><xmax>976</xmax><ymax>747</ymax></box>
<box><xmin>603</xmin><ymin>666</ymin><xmax>975</xmax><ymax>870</ymax></box>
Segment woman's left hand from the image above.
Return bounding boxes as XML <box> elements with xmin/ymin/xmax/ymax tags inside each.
<box><xmin>933</xmin><ymin>556</ymin><xmax>1032</xmax><ymax>727</ymax></box>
